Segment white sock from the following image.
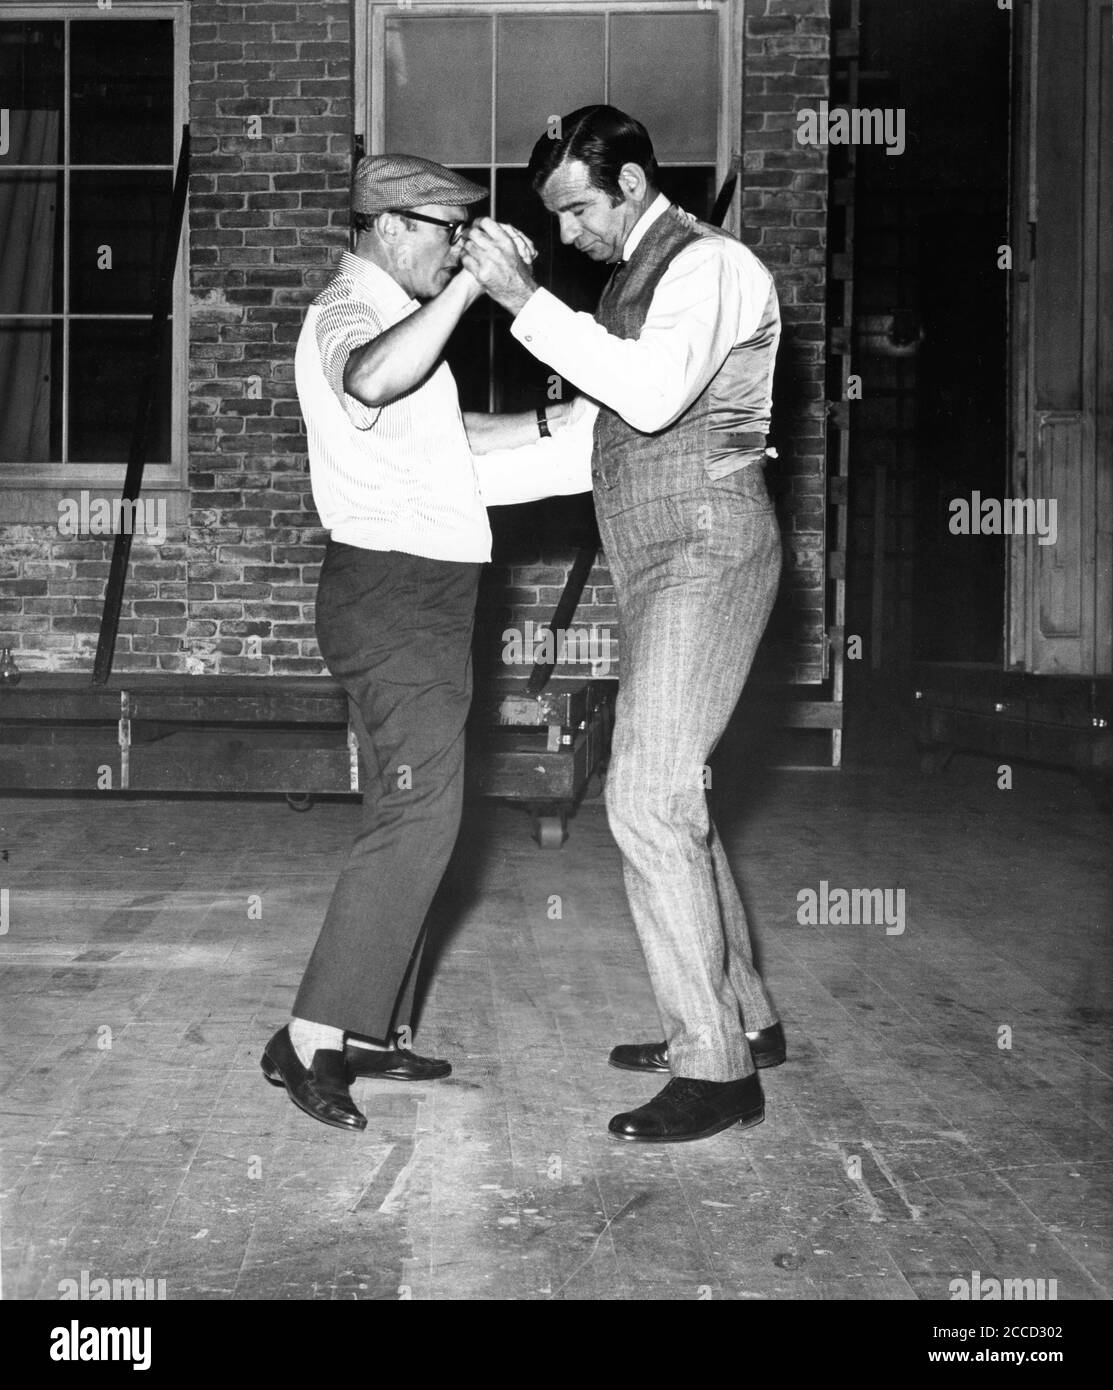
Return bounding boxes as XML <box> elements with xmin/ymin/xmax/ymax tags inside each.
<box><xmin>289</xmin><ymin>1016</ymin><xmax>343</xmax><ymax>1068</ymax></box>
<box><xmin>346</xmin><ymin>1036</ymin><xmax>391</xmax><ymax>1053</ymax></box>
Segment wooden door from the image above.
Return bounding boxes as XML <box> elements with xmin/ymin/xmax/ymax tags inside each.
<box><xmin>1007</xmin><ymin>0</ymin><xmax>1112</xmax><ymax>675</ymax></box>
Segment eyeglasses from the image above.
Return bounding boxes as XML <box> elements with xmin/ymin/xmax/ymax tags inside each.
<box><xmin>393</xmin><ymin>210</ymin><xmax>469</xmax><ymax>244</ymax></box>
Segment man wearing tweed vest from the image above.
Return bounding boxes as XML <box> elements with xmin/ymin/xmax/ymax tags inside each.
<box><xmin>463</xmin><ymin>106</ymin><xmax>787</xmax><ymax>1144</ymax></box>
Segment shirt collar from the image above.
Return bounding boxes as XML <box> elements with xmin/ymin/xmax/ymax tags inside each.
<box><xmin>339</xmin><ymin>250</ymin><xmax>418</xmax><ymax>314</ymax></box>
<box><xmin>621</xmin><ymin>192</ymin><xmax>671</xmax><ymax>262</ymax></box>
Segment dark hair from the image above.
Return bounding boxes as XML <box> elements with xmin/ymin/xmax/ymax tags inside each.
<box><xmin>526</xmin><ymin>105</ymin><xmax>659</xmax><ymax>203</ymax></box>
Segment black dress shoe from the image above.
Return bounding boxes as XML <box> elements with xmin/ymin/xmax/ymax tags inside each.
<box><xmin>746</xmin><ymin>1021</ymin><xmax>787</xmax><ymax>1069</ymax></box>
<box><xmin>609</xmin><ymin>1074</ymin><xmax>764</xmax><ymax>1143</ymax></box>
<box><xmin>608</xmin><ymin>1040</ymin><xmax>669</xmax><ymax>1073</ymax></box>
<box><xmin>344</xmin><ymin>1044</ymin><xmax>451</xmax><ymax>1082</ymax></box>
<box><xmin>261</xmin><ymin>1027</ymin><xmax>367</xmax><ymax>1132</ymax></box>
<box><xmin>608</xmin><ymin>1022</ymin><xmax>786</xmax><ymax>1074</ymax></box>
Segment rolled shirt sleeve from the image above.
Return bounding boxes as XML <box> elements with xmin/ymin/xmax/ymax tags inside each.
<box><xmin>314</xmin><ymin>296</ymin><xmax>385</xmax><ymax>432</ymax></box>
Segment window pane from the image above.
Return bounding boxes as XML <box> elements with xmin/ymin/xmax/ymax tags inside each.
<box><xmin>70</xmin><ymin>20</ymin><xmax>174</xmax><ymax>166</ymax></box>
<box><xmin>0</xmin><ymin>172</ymin><xmax>63</xmax><ymax>314</ymax></box>
<box><xmin>444</xmin><ymin>307</ymin><xmax>493</xmax><ymax>415</ymax></box>
<box><xmin>656</xmin><ymin>167</ymin><xmax>717</xmax><ymax>222</ymax></box>
<box><xmin>495</xmin><ymin>16</ymin><xmax>605</xmax><ymax>164</ymax></box>
<box><xmin>609</xmin><ymin>13</ymin><xmax>719</xmax><ymax>163</ymax></box>
<box><xmin>69</xmin><ymin>321</ymin><xmax>170</xmax><ymax>463</ymax></box>
<box><xmin>70</xmin><ymin>171</ymin><xmax>172</xmax><ymax>314</ymax></box>
<box><xmin>441</xmin><ymin>169</ymin><xmax>491</xmax><ymax>413</ymax></box>
<box><xmin>0</xmin><ymin>22</ymin><xmax>65</xmax><ymax>165</ymax></box>
<box><xmin>491</xmin><ymin>318</ymin><xmax>552</xmax><ymax>414</ymax></box>
<box><xmin>0</xmin><ymin>320</ymin><xmax>61</xmax><ymax>462</ymax></box>
<box><xmin>452</xmin><ymin>163</ymin><xmax>491</xmax><ymax>218</ymax></box>
<box><xmin>384</xmin><ymin>17</ymin><xmax>492</xmax><ymax>166</ymax></box>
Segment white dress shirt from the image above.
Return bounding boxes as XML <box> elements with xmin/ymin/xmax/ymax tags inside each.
<box><xmin>296</xmin><ymin>252</ymin><xmax>492</xmax><ymax>562</ymax></box>
<box><xmin>509</xmin><ymin>194</ymin><xmax>775</xmax><ymax>435</ymax></box>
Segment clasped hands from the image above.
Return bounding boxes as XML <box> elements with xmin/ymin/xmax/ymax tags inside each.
<box><xmin>456</xmin><ymin>219</ymin><xmax>585</xmax><ymax>439</ymax></box>
<box><xmin>459</xmin><ymin>218</ymin><xmax>539</xmax><ymax>317</ymax></box>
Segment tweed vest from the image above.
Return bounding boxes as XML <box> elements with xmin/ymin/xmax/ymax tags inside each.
<box><xmin>590</xmin><ymin>205</ymin><xmax>780</xmax><ymax>518</ymax></box>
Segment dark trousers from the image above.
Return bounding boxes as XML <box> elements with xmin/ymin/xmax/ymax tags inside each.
<box><xmin>293</xmin><ymin>540</ymin><xmax>480</xmax><ymax>1038</ymax></box>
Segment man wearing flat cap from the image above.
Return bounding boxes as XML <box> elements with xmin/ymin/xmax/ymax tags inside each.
<box><xmin>262</xmin><ymin>154</ymin><xmax>573</xmax><ymax>1131</ymax></box>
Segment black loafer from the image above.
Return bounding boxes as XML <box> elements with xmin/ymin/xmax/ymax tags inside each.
<box><xmin>344</xmin><ymin>1044</ymin><xmax>451</xmax><ymax>1082</ymax></box>
<box><xmin>609</xmin><ymin>1074</ymin><xmax>764</xmax><ymax>1143</ymax></box>
<box><xmin>608</xmin><ymin>1022</ymin><xmax>786</xmax><ymax>1074</ymax></box>
<box><xmin>261</xmin><ymin>1027</ymin><xmax>367</xmax><ymax>1132</ymax></box>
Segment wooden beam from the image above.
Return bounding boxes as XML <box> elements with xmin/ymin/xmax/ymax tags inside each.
<box><xmin>92</xmin><ymin>126</ymin><xmax>192</xmax><ymax>686</ymax></box>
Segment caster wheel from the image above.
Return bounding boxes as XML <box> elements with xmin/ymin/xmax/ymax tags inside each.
<box><xmin>285</xmin><ymin>792</ymin><xmax>313</xmax><ymax>812</ymax></box>
<box><xmin>533</xmin><ymin>814</ymin><xmax>567</xmax><ymax>850</ymax></box>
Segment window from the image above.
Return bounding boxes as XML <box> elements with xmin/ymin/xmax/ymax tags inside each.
<box><xmin>356</xmin><ymin>1</ymin><xmax>740</xmax><ymax>411</ymax></box>
<box><xmin>0</xmin><ymin>2</ymin><xmax>187</xmax><ymax>510</ymax></box>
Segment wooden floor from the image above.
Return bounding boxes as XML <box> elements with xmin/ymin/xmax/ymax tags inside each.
<box><xmin>1</xmin><ymin>736</ymin><xmax>1110</xmax><ymax>1301</ymax></box>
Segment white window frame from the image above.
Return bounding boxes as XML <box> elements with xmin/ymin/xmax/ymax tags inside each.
<box><xmin>0</xmin><ymin>0</ymin><xmax>189</xmax><ymax>522</ymax></box>
<box><xmin>353</xmin><ymin>0</ymin><xmax>745</xmax><ymax>233</ymax></box>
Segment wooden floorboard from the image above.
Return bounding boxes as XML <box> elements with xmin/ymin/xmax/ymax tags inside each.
<box><xmin>0</xmin><ymin>750</ymin><xmax>1109</xmax><ymax>1301</ymax></box>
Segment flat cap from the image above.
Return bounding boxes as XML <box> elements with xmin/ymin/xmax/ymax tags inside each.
<box><xmin>351</xmin><ymin>153</ymin><xmax>487</xmax><ymax>215</ymax></box>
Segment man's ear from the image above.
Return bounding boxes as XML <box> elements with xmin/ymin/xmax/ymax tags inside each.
<box><xmin>618</xmin><ymin>162</ymin><xmax>648</xmax><ymax>202</ymax></box>
<box><xmin>376</xmin><ymin>211</ymin><xmax>402</xmax><ymax>242</ymax></box>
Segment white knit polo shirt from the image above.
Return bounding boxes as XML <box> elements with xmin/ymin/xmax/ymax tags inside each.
<box><xmin>295</xmin><ymin>252</ymin><xmax>492</xmax><ymax>562</ymax></box>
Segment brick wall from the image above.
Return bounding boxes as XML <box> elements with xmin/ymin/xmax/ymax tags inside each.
<box><xmin>475</xmin><ymin>498</ymin><xmax>617</xmax><ymax>688</ymax></box>
<box><xmin>183</xmin><ymin>0</ymin><xmax>351</xmax><ymax>676</ymax></box>
<box><xmin>0</xmin><ymin>0</ymin><xmax>829</xmax><ymax>685</ymax></box>
<box><xmin>741</xmin><ymin>0</ymin><xmax>830</xmax><ymax>683</ymax></box>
